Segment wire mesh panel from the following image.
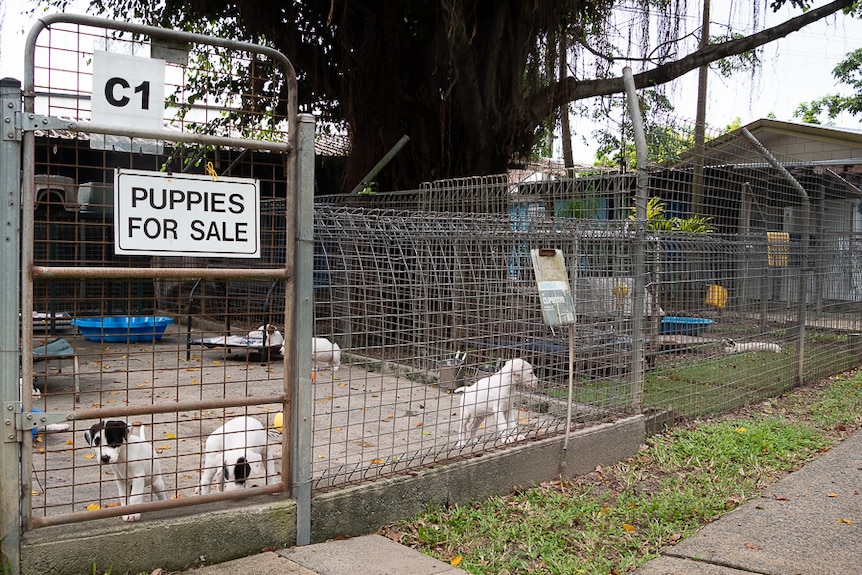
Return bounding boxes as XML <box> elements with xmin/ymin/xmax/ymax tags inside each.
<box><xmin>306</xmin><ymin>116</ymin><xmax>862</xmax><ymax>489</ymax></box>
<box><xmin>21</xmin><ymin>16</ymin><xmax>299</xmax><ymax>527</ymax></box>
<box><xmin>309</xmin><ymin>207</ymin><xmax>639</xmax><ymax>489</ymax></box>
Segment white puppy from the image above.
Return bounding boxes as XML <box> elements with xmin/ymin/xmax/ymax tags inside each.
<box><xmin>723</xmin><ymin>338</ymin><xmax>782</xmax><ymax>354</ymax></box>
<box><xmin>279</xmin><ymin>337</ymin><xmax>342</xmax><ymax>372</ymax></box>
<box><xmin>84</xmin><ymin>421</ymin><xmax>167</xmax><ymax>522</ymax></box>
<box><xmin>248</xmin><ymin>324</ymin><xmax>284</xmax><ymax>347</ymax></box>
<box><xmin>312</xmin><ymin>337</ymin><xmax>341</xmax><ymax>371</ymax></box>
<box><xmin>199</xmin><ymin>416</ymin><xmax>277</xmax><ymax>494</ymax></box>
<box><xmin>454</xmin><ymin>358</ymin><xmax>540</xmax><ymax>448</ymax></box>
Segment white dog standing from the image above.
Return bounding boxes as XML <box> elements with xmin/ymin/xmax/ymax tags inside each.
<box><xmin>279</xmin><ymin>337</ymin><xmax>342</xmax><ymax>372</ymax></box>
<box><xmin>454</xmin><ymin>358</ymin><xmax>540</xmax><ymax>448</ymax></box>
<box><xmin>199</xmin><ymin>416</ymin><xmax>277</xmax><ymax>494</ymax></box>
<box><xmin>312</xmin><ymin>337</ymin><xmax>341</xmax><ymax>371</ymax></box>
<box><xmin>84</xmin><ymin>420</ymin><xmax>167</xmax><ymax>522</ymax></box>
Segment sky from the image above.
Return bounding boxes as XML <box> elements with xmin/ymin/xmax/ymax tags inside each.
<box><xmin>2</xmin><ymin>0</ymin><xmax>861</xmax><ymax>163</ymax></box>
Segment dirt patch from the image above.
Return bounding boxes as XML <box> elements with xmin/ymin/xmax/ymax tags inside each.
<box><xmin>27</xmin><ymin>323</ymin><xmax>562</xmax><ymax>521</ymax></box>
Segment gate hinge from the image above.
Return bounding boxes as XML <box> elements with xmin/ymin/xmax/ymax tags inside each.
<box><xmin>19</xmin><ymin>113</ymin><xmax>80</xmax><ymax>134</ymax></box>
<box><xmin>4</xmin><ymin>402</ymin><xmax>75</xmax><ymax>443</ymax></box>
<box><xmin>2</xmin><ymin>109</ymin><xmax>20</xmax><ymax>141</ymax></box>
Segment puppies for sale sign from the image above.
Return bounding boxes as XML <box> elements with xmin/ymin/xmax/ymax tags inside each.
<box><xmin>114</xmin><ymin>169</ymin><xmax>260</xmax><ymax>258</ymax></box>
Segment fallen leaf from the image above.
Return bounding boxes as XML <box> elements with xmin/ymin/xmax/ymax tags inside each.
<box><xmin>745</xmin><ymin>542</ymin><xmax>762</xmax><ymax>550</ymax></box>
<box><xmin>828</xmin><ymin>493</ymin><xmax>838</xmax><ymax>498</ymax></box>
<box><xmin>165</xmin><ymin>432</ymin><xmax>177</xmax><ymax>439</ymax></box>
<box><xmin>622</xmin><ymin>523</ymin><xmax>635</xmax><ymax>532</ymax></box>
<box><xmin>370</xmin><ymin>458</ymin><xmax>384</xmax><ymax>464</ymax></box>
<box><xmin>450</xmin><ymin>556</ymin><xmax>462</xmax><ymax>567</ymax></box>
<box><xmin>84</xmin><ymin>453</ymin><xmax>95</xmax><ymax>459</ymax></box>
<box><xmin>838</xmin><ymin>518</ymin><xmax>854</xmax><ymax>524</ymax></box>
<box><xmin>86</xmin><ymin>503</ymin><xmax>101</xmax><ymax>511</ymax></box>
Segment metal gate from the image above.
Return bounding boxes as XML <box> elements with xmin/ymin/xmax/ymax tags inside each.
<box><xmin>0</xmin><ymin>13</ymin><xmax>314</xmax><ymax>572</ymax></box>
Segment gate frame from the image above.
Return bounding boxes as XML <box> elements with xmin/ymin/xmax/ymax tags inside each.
<box><xmin>0</xmin><ymin>14</ymin><xmax>315</xmax><ymax>573</ymax></box>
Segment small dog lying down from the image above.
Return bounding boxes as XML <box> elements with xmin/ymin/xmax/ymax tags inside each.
<box><xmin>199</xmin><ymin>416</ymin><xmax>277</xmax><ymax>494</ymax></box>
<box><xmin>248</xmin><ymin>324</ymin><xmax>284</xmax><ymax>346</ymax></box>
<box><xmin>84</xmin><ymin>420</ymin><xmax>167</xmax><ymax>522</ymax></box>
<box><xmin>280</xmin><ymin>337</ymin><xmax>342</xmax><ymax>372</ymax></box>
<box><xmin>454</xmin><ymin>358</ymin><xmax>540</xmax><ymax>448</ymax></box>
<box><xmin>723</xmin><ymin>338</ymin><xmax>782</xmax><ymax>354</ymax></box>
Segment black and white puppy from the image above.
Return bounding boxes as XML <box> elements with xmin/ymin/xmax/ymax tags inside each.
<box><xmin>84</xmin><ymin>420</ymin><xmax>167</xmax><ymax>522</ymax></box>
<box><xmin>454</xmin><ymin>358</ymin><xmax>540</xmax><ymax>448</ymax></box>
<box><xmin>199</xmin><ymin>416</ymin><xmax>277</xmax><ymax>494</ymax></box>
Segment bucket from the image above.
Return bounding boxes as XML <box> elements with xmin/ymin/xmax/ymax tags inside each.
<box><xmin>705</xmin><ymin>284</ymin><xmax>728</xmax><ymax>309</ymax></box>
<box><xmin>437</xmin><ymin>351</ymin><xmax>466</xmax><ymax>390</ymax></box>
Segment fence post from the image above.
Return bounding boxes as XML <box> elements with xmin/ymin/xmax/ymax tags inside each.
<box><xmin>291</xmin><ymin>113</ymin><xmax>316</xmax><ymax>546</ymax></box>
<box><xmin>622</xmin><ymin>68</ymin><xmax>646</xmax><ymax>411</ymax></box>
<box><xmin>0</xmin><ymin>77</ymin><xmax>23</xmax><ymax>575</ymax></box>
<box><xmin>741</xmin><ymin>128</ymin><xmax>809</xmax><ymax>386</ymax></box>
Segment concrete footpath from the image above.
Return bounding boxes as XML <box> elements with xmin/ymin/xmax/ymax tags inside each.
<box><xmin>181</xmin><ymin>532</ymin><xmax>465</xmax><ymax>575</ymax></box>
<box><xmin>633</xmin><ymin>428</ymin><xmax>862</xmax><ymax>575</ymax></box>
<box><xmin>183</xmin><ymin>430</ymin><xmax>861</xmax><ymax>575</ymax></box>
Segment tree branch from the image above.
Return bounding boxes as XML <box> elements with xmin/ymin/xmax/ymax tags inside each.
<box><xmin>529</xmin><ymin>0</ymin><xmax>853</xmax><ymax>122</ymax></box>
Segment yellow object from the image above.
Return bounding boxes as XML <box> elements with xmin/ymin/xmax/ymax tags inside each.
<box><xmin>272</xmin><ymin>411</ymin><xmax>283</xmax><ymax>434</ymax></box>
<box><xmin>612</xmin><ymin>283</ymin><xmax>629</xmax><ymax>298</ymax></box>
<box><xmin>767</xmin><ymin>232</ymin><xmax>789</xmax><ymax>267</ymax></box>
<box><xmin>705</xmin><ymin>284</ymin><xmax>728</xmax><ymax>308</ymax></box>
<box><xmin>205</xmin><ymin>161</ymin><xmax>219</xmax><ymax>181</ymax></box>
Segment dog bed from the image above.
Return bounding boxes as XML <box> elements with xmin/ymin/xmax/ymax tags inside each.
<box><xmin>188</xmin><ymin>333</ymin><xmax>283</xmax><ymax>361</ymax></box>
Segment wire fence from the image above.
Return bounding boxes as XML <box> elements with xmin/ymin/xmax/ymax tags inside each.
<box><xmin>18</xmin><ymin>18</ymin><xmax>862</xmax><ymax>524</ymax></box>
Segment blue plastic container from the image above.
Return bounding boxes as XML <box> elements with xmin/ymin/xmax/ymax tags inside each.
<box><xmin>72</xmin><ymin>316</ymin><xmax>174</xmax><ymax>343</ymax></box>
<box><xmin>659</xmin><ymin>316</ymin><xmax>714</xmax><ymax>337</ymax></box>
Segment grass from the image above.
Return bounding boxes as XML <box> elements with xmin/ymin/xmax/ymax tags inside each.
<box><xmin>380</xmin><ymin>369</ymin><xmax>862</xmax><ymax>574</ymax></box>
<box><xmin>557</xmin><ymin>338</ymin><xmax>859</xmax><ymax>420</ymax></box>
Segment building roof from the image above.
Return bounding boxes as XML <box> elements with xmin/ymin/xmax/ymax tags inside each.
<box><xmin>697</xmin><ymin>118</ymin><xmax>862</xmax><ymax>167</ymax></box>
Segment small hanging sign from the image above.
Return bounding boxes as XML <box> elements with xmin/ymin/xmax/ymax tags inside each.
<box><xmin>530</xmin><ymin>248</ymin><xmax>576</xmax><ymax>326</ymax></box>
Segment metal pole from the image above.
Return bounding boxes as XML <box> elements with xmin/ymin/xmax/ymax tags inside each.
<box><xmin>1</xmin><ymin>76</ymin><xmax>23</xmax><ymax>575</ymax></box>
<box><xmin>741</xmin><ymin>128</ymin><xmax>809</xmax><ymax>385</ymax></box>
<box><xmin>292</xmin><ymin>113</ymin><xmax>316</xmax><ymax>545</ymax></box>
<box><xmin>622</xmin><ymin>68</ymin><xmax>647</xmax><ymax>411</ymax></box>
<box><xmin>691</xmin><ymin>0</ymin><xmax>710</xmax><ymax>216</ymax></box>
<box><xmin>350</xmin><ymin>135</ymin><xmax>410</xmax><ymax>194</ymax></box>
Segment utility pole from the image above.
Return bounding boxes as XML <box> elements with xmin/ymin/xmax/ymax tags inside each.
<box><xmin>691</xmin><ymin>0</ymin><xmax>710</xmax><ymax>216</ymax></box>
